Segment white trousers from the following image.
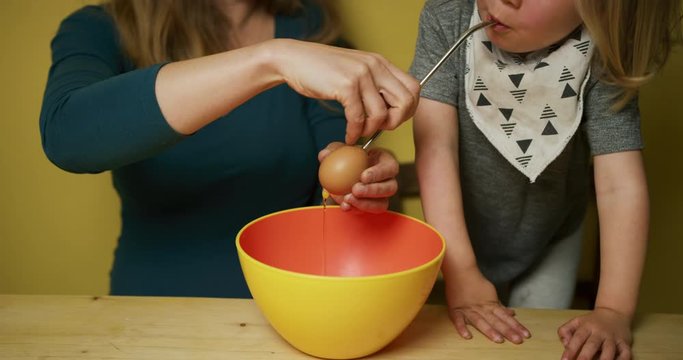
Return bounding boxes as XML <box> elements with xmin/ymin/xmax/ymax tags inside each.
<box><xmin>502</xmin><ymin>223</ymin><xmax>585</xmax><ymax>309</ymax></box>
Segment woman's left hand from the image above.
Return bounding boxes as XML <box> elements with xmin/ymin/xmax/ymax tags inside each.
<box><xmin>557</xmin><ymin>307</ymin><xmax>633</xmax><ymax>360</ymax></box>
<box><xmin>318</xmin><ymin>142</ymin><xmax>398</xmax><ymax>213</ymax></box>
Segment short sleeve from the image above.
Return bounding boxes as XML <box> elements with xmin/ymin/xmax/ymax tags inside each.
<box><xmin>582</xmin><ymin>79</ymin><xmax>643</xmax><ymax>155</ymax></box>
<box><xmin>409</xmin><ymin>0</ymin><xmax>463</xmax><ymax>106</ymax></box>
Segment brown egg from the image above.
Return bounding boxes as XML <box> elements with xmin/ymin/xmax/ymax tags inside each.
<box><xmin>319</xmin><ymin>145</ymin><xmax>369</xmax><ymax>195</ymax></box>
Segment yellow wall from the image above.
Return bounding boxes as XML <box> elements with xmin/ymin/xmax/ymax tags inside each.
<box><xmin>0</xmin><ymin>0</ymin><xmax>117</xmax><ymax>295</ymax></box>
<box><xmin>1</xmin><ymin>0</ymin><xmax>681</xmax><ymax>314</ymax></box>
<box><xmin>638</xmin><ymin>48</ymin><xmax>683</xmax><ymax>314</ymax></box>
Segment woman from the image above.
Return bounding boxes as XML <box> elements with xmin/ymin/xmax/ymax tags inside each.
<box><xmin>40</xmin><ymin>0</ymin><xmax>420</xmax><ymax>297</ymax></box>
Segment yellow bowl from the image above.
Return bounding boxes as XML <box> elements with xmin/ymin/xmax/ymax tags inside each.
<box><xmin>236</xmin><ymin>206</ymin><xmax>445</xmax><ymax>359</ymax></box>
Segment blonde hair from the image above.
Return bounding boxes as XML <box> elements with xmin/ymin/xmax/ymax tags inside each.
<box><xmin>577</xmin><ymin>0</ymin><xmax>682</xmax><ymax>110</ymax></box>
<box><xmin>105</xmin><ymin>0</ymin><xmax>340</xmax><ymax>68</ymax></box>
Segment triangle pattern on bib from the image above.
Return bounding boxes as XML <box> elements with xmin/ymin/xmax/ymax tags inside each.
<box><xmin>574</xmin><ymin>41</ymin><xmax>590</xmax><ymax>56</ymax></box>
<box><xmin>499</xmin><ymin>108</ymin><xmax>514</xmax><ymax>121</ymax></box>
<box><xmin>542</xmin><ymin>121</ymin><xmax>559</xmax><ymax>135</ymax></box>
<box><xmin>559</xmin><ymin>67</ymin><xmax>575</xmax><ymax>82</ymax></box>
<box><xmin>561</xmin><ymin>83</ymin><xmax>578</xmax><ymax>98</ymax></box>
<box><xmin>496</xmin><ymin>60</ymin><xmax>507</xmax><ymax>71</ymax></box>
<box><xmin>474</xmin><ymin>76</ymin><xmax>488</xmax><ymax>91</ymax></box>
<box><xmin>477</xmin><ymin>93</ymin><xmax>491</xmax><ymax>106</ymax></box>
<box><xmin>540</xmin><ymin>105</ymin><xmax>557</xmax><ymax>119</ymax></box>
<box><xmin>534</xmin><ymin>61</ymin><xmax>550</xmax><ymax>70</ymax></box>
<box><xmin>509</xmin><ymin>73</ymin><xmax>525</xmax><ymax>88</ymax></box>
<box><xmin>517</xmin><ymin>139</ymin><xmax>532</xmax><ymax>154</ymax></box>
<box><xmin>465</xmin><ymin>4</ymin><xmax>593</xmax><ymax>182</ymax></box>
<box><xmin>510</xmin><ymin>89</ymin><xmax>527</xmax><ymax>103</ymax></box>
<box><xmin>482</xmin><ymin>41</ymin><xmax>493</xmax><ymax>52</ymax></box>
<box><xmin>501</xmin><ymin>123</ymin><xmax>516</xmax><ymax>137</ymax></box>
<box><xmin>516</xmin><ymin>155</ymin><xmax>533</xmax><ymax>168</ymax></box>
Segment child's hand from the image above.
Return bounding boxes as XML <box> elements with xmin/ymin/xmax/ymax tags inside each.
<box><xmin>558</xmin><ymin>307</ymin><xmax>633</xmax><ymax>360</ymax></box>
<box><xmin>445</xmin><ymin>268</ymin><xmax>530</xmax><ymax>344</ymax></box>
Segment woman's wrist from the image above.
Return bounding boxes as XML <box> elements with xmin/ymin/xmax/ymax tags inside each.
<box><xmin>254</xmin><ymin>38</ymin><xmax>290</xmax><ymax>89</ymax></box>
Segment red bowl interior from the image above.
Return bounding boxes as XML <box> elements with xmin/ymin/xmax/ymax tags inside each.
<box><xmin>239</xmin><ymin>207</ymin><xmax>443</xmax><ymax>277</ymax></box>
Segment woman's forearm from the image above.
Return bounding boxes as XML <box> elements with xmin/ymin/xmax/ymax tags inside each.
<box><xmin>155</xmin><ymin>40</ymin><xmax>283</xmax><ymax>135</ymax></box>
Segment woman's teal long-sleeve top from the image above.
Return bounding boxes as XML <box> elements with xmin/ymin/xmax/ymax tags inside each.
<box><xmin>39</xmin><ymin>5</ymin><xmax>345</xmax><ymax>298</ymax></box>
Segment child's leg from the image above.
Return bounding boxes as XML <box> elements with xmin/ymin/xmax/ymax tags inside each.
<box><xmin>507</xmin><ymin>223</ymin><xmax>584</xmax><ymax>309</ymax></box>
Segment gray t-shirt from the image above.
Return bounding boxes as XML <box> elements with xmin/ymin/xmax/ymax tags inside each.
<box><xmin>410</xmin><ymin>0</ymin><xmax>642</xmax><ymax>284</ymax></box>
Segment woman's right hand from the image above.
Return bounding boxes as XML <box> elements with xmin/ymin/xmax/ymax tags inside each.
<box><xmin>445</xmin><ymin>267</ymin><xmax>530</xmax><ymax>344</ymax></box>
<box><xmin>268</xmin><ymin>39</ymin><xmax>420</xmax><ymax>144</ymax></box>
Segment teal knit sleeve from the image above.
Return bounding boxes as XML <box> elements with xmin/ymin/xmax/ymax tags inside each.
<box><xmin>39</xmin><ymin>6</ymin><xmax>183</xmax><ymax>174</ymax></box>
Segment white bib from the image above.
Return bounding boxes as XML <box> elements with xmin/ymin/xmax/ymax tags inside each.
<box><xmin>464</xmin><ymin>6</ymin><xmax>594</xmax><ymax>182</ymax></box>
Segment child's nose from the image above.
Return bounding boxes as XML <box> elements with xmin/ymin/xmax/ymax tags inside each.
<box><xmin>501</xmin><ymin>0</ymin><xmax>522</xmax><ymax>9</ymax></box>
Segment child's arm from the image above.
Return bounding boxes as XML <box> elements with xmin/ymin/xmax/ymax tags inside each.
<box><xmin>414</xmin><ymin>98</ymin><xmax>529</xmax><ymax>344</ymax></box>
<box><xmin>559</xmin><ymin>150</ymin><xmax>648</xmax><ymax>360</ymax></box>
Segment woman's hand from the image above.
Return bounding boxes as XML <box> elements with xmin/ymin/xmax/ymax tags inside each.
<box><xmin>558</xmin><ymin>307</ymin><xmax>633</xmax><ymax>360</ymax></box>
<box><xmin>318</xmin><ymin>142</ymin><xmax>398</xmax><ymax>213</ymax></box>
<box><xmin>271</xmin><ymin>39</ymin><xmax>420</xmax><ymax>144</ymax></box>
<box><xmin>445</xmin><ymin>267</ymin><xmax>530</xmax><ymax>344</ymax></box>
<box><xmin>157</xmin><ymin>38</ymin><xmax>418</xmax><ymax>140</ymax></box>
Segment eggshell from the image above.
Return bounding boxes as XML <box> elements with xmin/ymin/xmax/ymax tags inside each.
<box><xmin>319</xmin><ymin>145</ymin><xmax>368</xmax><ymax>195</ymax></box>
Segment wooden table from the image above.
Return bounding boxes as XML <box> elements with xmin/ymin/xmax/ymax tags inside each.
<box><xmin>1</xmin><ymin>295</ymin><xmax>681</xmax><ymax>359</ymax></box>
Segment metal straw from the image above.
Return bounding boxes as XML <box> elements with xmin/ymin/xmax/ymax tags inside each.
<box><xmin>361</xmin><ymin>20</ymin><xmax>495</xmax><ymax>150</ymax></box>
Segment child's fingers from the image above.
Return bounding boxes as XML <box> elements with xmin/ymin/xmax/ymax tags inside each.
<box><xmin>616</xmin><ymin>341</ymin><xmax>631</xmax><ymax>360</ymax></box>
<box><xmin>575</xmin><ymin>334</ymin><xmax>604</xmax><ymax>360</ymax></box>
<box><xmin>558</xmin><ymin>317</ymin><xmax>579</xmax><ymax>345</ymax></box>
<box><xmin>493</xmin><ymin>307</ymin><xmax>530</xmax><ymax>340</ymax></box>
<box><xmin>487</xmin><ymin>310</ymin><xmax>523</xmax><ymax>344</ymax></box>
<box><xmin>466</xmin><ymin>310</ymin><xmax>504</xmax><ymax>343</ymax></box>
<box><xmin>449</xmin><ymin>309</ymin><xmax>472</xmax><ymax>340</ymax></box>
<box><xmin>598</xmin><ymin>339</ymin><xmax>616</xmax><ymax>360</ymax></box>
<box><xmin>561</xmin><ymin>326</ymin><xmax>591</xmax><ymax>360</ymax></box>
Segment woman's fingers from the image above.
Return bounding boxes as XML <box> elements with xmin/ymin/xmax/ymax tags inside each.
<box><xmin>277</xmin><ymin>40</ymin><xmax>419</xmax><ymax>143</ymax></box>
<box><xmin>377</xmin><ymin>58</ymin><xmax>420</xmax><ymax>128</ymax></box>
<box><xmin>347</xmin><ymin>58</ymin><xmax>417</xmax><ymax>141</ymax></box>
<box><xmin>340</xmin><ymin>195</ymin><xmax>388</xmax><ymax>213</ymax></box>
<box><xmin>340</xmin><ymin>77</ymin><xmax>366</xmax><ymax>145</ymax></box>
<box><xmin>317</xmin><ymin>142</ymin><xmax>345</xmax><ymax>161</ymax></box>
<box><xmin>351</xmin><ymin>179</ymin><xmax>398</xmax><ymax>199</ymax></box>
<box><xmin>361</xmin><ymin>149</ymin><xmax>398</xmax><ymax>183</ymax></box>
<box><xmin>330</xmin><ymin>148</ymin><xmax>396</xmax><ymax>213</ymax></box>
<box><xmin>357</xmin><ymin>63</ymin><xmax>389</xmax><ymax>138</ymax></box>
<box><xmin>347</xmin><ymin>148</ymin><xmax>398</xmax><ymax>201</ymax></box>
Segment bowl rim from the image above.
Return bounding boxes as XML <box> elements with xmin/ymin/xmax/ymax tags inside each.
<box><xmin>236</xmin><ymin>205</ymin><xmax>446</xmax><ymax>281</ymax></box>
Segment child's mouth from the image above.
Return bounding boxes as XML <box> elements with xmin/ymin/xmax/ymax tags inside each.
<box><xmin>486</xmin><ymin>14</ymin><xmax>510</xmax><ymax>32</ymax></box>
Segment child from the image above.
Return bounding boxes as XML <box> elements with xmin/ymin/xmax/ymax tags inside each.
<box><xmin>410</xmin><ymin>0</ymin><xmax>681</xmax><ymax>359</ymax></box>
